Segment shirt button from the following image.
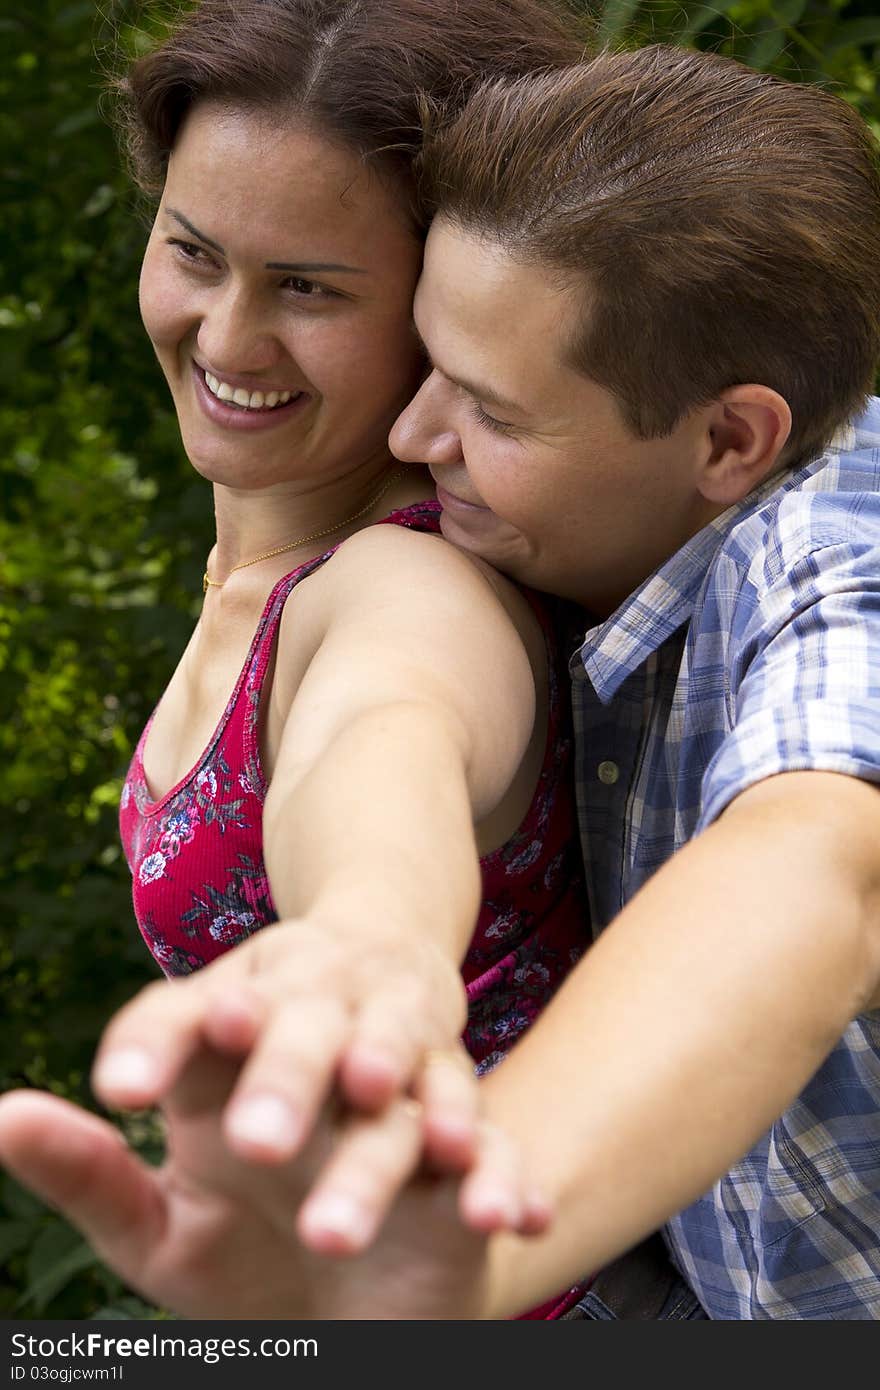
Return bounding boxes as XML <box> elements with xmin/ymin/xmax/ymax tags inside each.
<box><xmin>597</xmin><ymin>760</ymin><xmax>620</xmax><ymax>785</ymax></box>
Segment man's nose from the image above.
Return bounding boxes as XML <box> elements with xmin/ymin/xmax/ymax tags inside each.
<box><xmin>389</xmin><ymin>371</ymin><xmax>463</xmax><ymax>465</ymax></box>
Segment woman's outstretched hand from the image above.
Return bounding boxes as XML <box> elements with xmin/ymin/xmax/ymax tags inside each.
<box><xmin>0</xmin><ymin>1048</ymin><xmax>547</xmax><ymax>1318</ymax></box>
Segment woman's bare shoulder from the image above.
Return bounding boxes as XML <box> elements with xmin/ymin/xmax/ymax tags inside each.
<box><xmin>272</xmin><ymin>519</ymin><xmax>543</xmax><ymax>692</ymax></box>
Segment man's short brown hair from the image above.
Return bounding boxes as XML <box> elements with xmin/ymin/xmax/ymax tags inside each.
<box><xmin>421</xmin><ymin>45</ymin><xmax>880</xmax><ymax>464</ymax></box>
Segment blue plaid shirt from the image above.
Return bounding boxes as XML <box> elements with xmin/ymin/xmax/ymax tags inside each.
<box><xmin>570</xmin><ymin>397</ymin><xmax>880</xmax><ymax>1319</ymax></box>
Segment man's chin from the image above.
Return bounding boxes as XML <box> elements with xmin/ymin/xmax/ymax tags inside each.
<box><xmin>438</xmin><ymin>510</ymin><xmax>530</xmax><ymax>581</ymax></box>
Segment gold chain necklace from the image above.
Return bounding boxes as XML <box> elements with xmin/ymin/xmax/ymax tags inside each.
<box><xmin>202</xmin><ymin>469</ymin><xmax>407</xmax><ymax>594</ymax></box>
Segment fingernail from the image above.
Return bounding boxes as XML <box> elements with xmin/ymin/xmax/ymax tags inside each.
<box><xmin>302</xmin><ymin>1193</ymin><xmax>372</xmax><ymax>1247</ymax></box>
<box><xmin>472</xmin><ymin>1186</ymin><xmax>521</xmax><ymax>1229</ymax></box>
<box><xmin>93</xmin><ymin>1048</ymin><xmax>161</xmax><ymax>1097</ymax></box>
<box><xmin>226</xmin><ymin>1095</ymin><xmax>301</xmax><ymax>1155</ymax></box>
<box><xmin>436</xmin><ymin>1114</ymin><xmax>473</xmax><ymax>1142</ymax></box>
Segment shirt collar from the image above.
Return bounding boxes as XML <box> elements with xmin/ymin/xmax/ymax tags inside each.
<box><xmin>572</xmin><ymin>457</ymin><xmax>822</xmax><ymax>702</ymax></box>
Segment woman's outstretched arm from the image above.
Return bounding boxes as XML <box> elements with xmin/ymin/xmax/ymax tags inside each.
<box><xmin>90</xmin><ymin>523</ymin><xmax>546</xmax><ymax>1249</ymax></box>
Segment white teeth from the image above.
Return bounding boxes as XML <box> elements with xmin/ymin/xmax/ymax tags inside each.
<box><xmin>202</xmin><ymin>369</ymin><xmax>297</xmax><ymax>411</ymax></box>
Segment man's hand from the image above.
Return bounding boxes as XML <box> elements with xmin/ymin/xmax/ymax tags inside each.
<box><xmin>0</xmin><ymin>1051</ymin><xmax>547</xmax><ymax>1317</ymax></box>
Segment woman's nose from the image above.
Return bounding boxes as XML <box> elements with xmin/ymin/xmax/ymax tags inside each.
<box><xmin>390</xmin><ymin>372</ymin><xmax>463</xmax><ymax>464</ymax></box>
<box><xmin>196</xmin><ymin>285</ymin><xmax>282</xmax><ymax>377</ymax></box>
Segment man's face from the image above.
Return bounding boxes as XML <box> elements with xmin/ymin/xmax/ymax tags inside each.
<box><xmin>390</xmin><ymin>220</ymin><xmax>714</xmax><ymax>614</ymax></box>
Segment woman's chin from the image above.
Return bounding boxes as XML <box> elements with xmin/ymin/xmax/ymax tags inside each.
<box><xmin>181</xmin><ymin>442</ymin><xmax>290</xmax><ymax>490</ymax></box>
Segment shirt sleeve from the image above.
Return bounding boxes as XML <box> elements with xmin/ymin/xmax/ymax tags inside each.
<box><xmin>697</xmin><ymin>492</ymin><xmax>880</xmax><ymax>830</ymax></box>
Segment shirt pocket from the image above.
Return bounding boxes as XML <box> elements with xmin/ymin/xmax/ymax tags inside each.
<box><xmin>722</xmin><ymin>1119</ymin><xmax>827</xmax><ymax>1249</ymax></box>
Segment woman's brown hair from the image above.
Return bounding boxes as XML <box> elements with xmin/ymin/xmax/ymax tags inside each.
<box><xmin>115</xmin><ymin>0</ymin><xmax>588</xmax><ymax>226</ymax></box>
<box><xmin>421</xmin><ymin>45</ymin><xmax>880</xmax><ymax>463</ymax></box>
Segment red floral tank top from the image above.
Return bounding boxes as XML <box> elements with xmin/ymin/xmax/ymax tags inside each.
<box><xmin>120</xmin><ymin>503</ymin><xmax>589</xmax><ymax>1069</ymax></box>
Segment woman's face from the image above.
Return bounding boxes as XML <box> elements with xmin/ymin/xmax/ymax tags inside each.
<box><xmin>139</xmin><ymin>103</ymin><xmax>425</xmax><ymax>491</ymax></box>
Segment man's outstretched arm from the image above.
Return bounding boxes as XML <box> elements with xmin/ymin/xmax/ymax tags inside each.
<box><xmin>475</xmin><ymin>769</ymin><xmax>880</xmax><ymax>1314</ymax></box>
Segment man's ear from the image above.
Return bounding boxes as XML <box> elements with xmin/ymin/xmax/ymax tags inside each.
<box><xmin>697</xmin><ymin>386</ymin><xmax>792</xmax><ymax>507</ymax></box>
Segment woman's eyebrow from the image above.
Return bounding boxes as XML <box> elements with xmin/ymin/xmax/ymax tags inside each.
<box><xmin>164</xmin><ymin>209</ymin><xmax>366</xmax><ymax>275</ymax></box>
<box><xmin>264</xmin><ymin>261</ymin><xmax>367</xmax><ymax>274</ymax></box>
<box><xmin>166</xmin><ymin>208</ymin><xmax>225</xmax><ymax>253</ymax></box>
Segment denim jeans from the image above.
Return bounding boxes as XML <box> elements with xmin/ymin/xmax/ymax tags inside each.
<box><xmin>564</xmin><ymin>1232</ymin><xmax>709</xmax><ymax>1321</ymax></box>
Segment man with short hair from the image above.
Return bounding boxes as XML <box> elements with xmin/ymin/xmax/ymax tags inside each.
<box><xmin>384</xmin><ymin>45</ymin><xmax>880</xmax><ymax>1319</ymax></box>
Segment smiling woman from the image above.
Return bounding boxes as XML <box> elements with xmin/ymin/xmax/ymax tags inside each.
<box><xmin>137</xmin><ymin>104</ymin><xmax>423</xmax><ymax>498</ymax></box>
<box><xmin>0</xmin><ymin>0</ymin><xmax>599</xmax><ymax>1322</ymax></box>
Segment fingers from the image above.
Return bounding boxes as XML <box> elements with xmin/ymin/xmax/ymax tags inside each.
<box><xmin>222</xmin><ymin>995</ymin><xmax>350</xmax><ymax>1163</ymax></box>
<box><xmin>417</xmin><ymin>1047</ymin><xmax>480</xmax><ymax>1172</ymax></box>
<box><xmin>92</xmin><ymin>915</ymin><xmax>471</xmax><ymax>1198</ymax></box>
<box><xmin>0</xmin><ymin>1091</ymin><xmax>166</xmax><ymax>1280</ymax></box>
<box><xmin>295</xmin><ymin>1097</ymin><xmax>424</xmax><ymax>1256</ymax></box>
<box><xmin>338</xmin><ymin>961</ymin><xmax>468</xmax><ymax>1112</ymax></box>
<box><xmin>458</xmin><ymin>1118</ymin><xmax>553</xmax><ymax>1237</ymax></box>
<box><xmin>280</xmin><ymin>1040</ymin><xmax>551</xmax><ymax>1258</ymax></box>
<box><xmin>337</xmin><ymin>998</ymin><xmax>435</xmax><ymax>1112</ymax></box>
<box><xmin>200</xmin><ymin>986</ymin><xmax>265</xmax><ymax>1055</ymax></box>
<box><xmin>337</xmin><ymin>1037</ymin><xmax>407</xmax><ymax>1112</ymax></box>
<box><xmin>201</xmin><ymin>933</ymin><xmax>467</xmax><ymax>1166</ymax></box>
<box><xmin>91</xmin><ymin>977</ymin><xmax>220</xmax><ymax>1109</ymax></box>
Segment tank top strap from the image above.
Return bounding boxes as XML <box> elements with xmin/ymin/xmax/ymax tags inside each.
<box><xmin>244</xmin><ymin>500</ymin><xmax>442</xmax><ymax>699</ymax></box>
<box><xmin>235</xmin><ymin>500</ymin><xmax>444</xmax><ymax>793</ymax></box>
<box><xmin>244</xmin><ymin>549</ymin><xmax>332</xmax><ymax>704</ymax></box>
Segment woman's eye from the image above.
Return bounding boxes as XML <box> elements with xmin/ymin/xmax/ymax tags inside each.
<box><xmin>470</xmin><ymin>399</ymin><xmax>514</xmax><ymax>435</ymax></box>
<box><xmin>283</xmin><ymin>276</ymin><xmax>333</xmax><ymax>299</ymax></box>
<box><xmin>168</xmin><ymin>238</ymin><xmax>213</xmax><ymax>266</ymax></box>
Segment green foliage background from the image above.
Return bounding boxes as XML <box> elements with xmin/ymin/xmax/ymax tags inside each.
<box><xmin>1</xmin><ymin>0</ymin><xmax>878</xmax><ymax>1317</ymax></box>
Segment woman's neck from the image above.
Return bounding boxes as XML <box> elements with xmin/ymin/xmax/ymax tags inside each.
<box><xmin>206</xmin><ymin>462</ymin><xmax>434</xmax><ymax>590</ymax></box>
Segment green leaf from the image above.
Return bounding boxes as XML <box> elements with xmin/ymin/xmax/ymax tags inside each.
<box><xmin>2</xmin><ymin>1176</ymin><xmax>45</xmax><ymax>1221</ymax></box>
<box><xmin>826</xmin><ymin>18</ymin><xmax>880</xmax><ymax>57</ymax></box>
<box><xmin>771</xmin><ymin>0</ymin><xmax>808</xmax><ymax>24</ymax></box>
<box><xmin>91</xmin><ymin>1295</ymin><xmax>166</xmax><ymax>1320</ymax></box>
<box><xmin>749</xmin><ymin>26</ymin><xmax>787</xmax><ymax>70</ymax></box>
<box><xmin>19</xmin><ymin>1223</ymin><xmax>99</xmax><ymax>1313</ymax></box>
<box><xmin>673</xmin><ymin>2</ymin><xmax>743</xmax><ymax>45</ymax></box>
<box><xmin>82</xmin><ymin>185</ymin><xmax>116</xmax><ymax>219</ymax></box>
<box><xmin>57</xmin><ymin>3</ymin><xmax>96</xmax><ymax>27</ymax></box>
<box><xmin>54</xmin><ymin>108</ymin><xmax>100</xmax><ymax>139</ymax></box>
<box><xmin>597</xmin><ymin>0</ymin><xmax>643</xmax><ymax>44</ymax></box>
<box><xmin>0</xmin><ymin>1219</ymin><xmax>34</xmax><ymax>1263</ymax></box>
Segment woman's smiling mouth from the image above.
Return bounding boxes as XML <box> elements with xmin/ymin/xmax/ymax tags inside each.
<box><xmin>204</xmin><ymin>370</ymin><xmax>300</xmax><ymax>411</ymax></box>
<box><xmin>192</xmin><ymin>363</ymin><xmax>309</xmax><ymax>429</ymax></box>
